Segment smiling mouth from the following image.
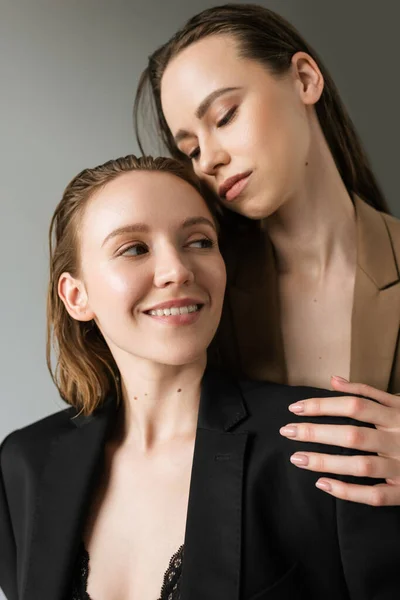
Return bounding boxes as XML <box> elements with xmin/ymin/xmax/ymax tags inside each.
<box><xmin>145</xmin><ymin>304</ymin><xmax>202</xmax><ymax>317</ymax></box>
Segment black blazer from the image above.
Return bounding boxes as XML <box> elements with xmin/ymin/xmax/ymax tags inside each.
<box><xmin>1</xmin><ymin>369</ymin><xmax>399</xmax><ymax>600</ymax></box>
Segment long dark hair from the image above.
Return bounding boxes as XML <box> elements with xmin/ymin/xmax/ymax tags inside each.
<box><xmin>134</xmin><ymin>3</ymin><xmax>390</xmax><ymax>214</ymax></box>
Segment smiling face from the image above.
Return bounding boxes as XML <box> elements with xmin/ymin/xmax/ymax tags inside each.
<box><xmin>58</xmin><ymin>170</ymin><xmax>226</xmax><ymax>370</ymax></box>
<box><xmin>161</xmin><ymin>35</ymin><xmax>322</xmax><ymax>219</ymax></box>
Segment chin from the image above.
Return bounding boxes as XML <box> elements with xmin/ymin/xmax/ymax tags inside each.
<box><xmin>238</xmin><ymin>192</ymin><xmax>283</xmax><ymax>220</ymax></box>
<box><xmin>153</xmin><ymin>345</ymin><xmax>207</xmax><ymax>368</ymax></box>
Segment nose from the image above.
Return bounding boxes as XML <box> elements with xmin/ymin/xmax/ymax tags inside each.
<box><xmin>153</xmin><ymin>246</ymin><xmax>195</xmax><ymax>289</ymax></box>
<box><xmin>197</xmin><ymin>137</ymin><xmax>230</xmax><ymax>177</ymax></box>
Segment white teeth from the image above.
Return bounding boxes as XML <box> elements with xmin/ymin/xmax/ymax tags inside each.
<box><xmin>148</xmin><ymin>304</ymin><xmax>200</xmax><ymax>316</ymax></box>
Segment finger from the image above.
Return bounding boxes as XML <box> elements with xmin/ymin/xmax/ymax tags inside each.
<box><xmin>280</xmin><ymin>423</ymin><xmax>400</xmax><ymax>454</ymax></box>
<box><xmin>290</xmin><ymin>452</ymin><xmax>400</xmax><ymax>479</ymax></box>
<box><xmin>288</xmin><ymin>395</ymin><xmax>396</xmax><ymax>428</ymax></box>
<box><xmin>315</xmin><ymin>478</ymin><xmax>400</xmax><ymax>506</ymax></box>
<box><xmin>330</xmin><ymin>378</ymin><xmax>399</xmax><ymax>408</ymax></box>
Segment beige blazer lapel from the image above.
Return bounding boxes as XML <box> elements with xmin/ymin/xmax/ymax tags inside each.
<box><xmin>350</xmin><ymin>196</ymin><xmax>400</xmax><ymax>391</ymax></box>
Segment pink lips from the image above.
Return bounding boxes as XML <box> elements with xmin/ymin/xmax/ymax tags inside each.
<box><xmin>218</xmin><ymin>171</ymin><xmax>252</xmax><ymax>202</ymax></box>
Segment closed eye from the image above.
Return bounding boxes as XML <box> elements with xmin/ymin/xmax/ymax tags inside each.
<box><xmin>216</xmin><ymin>106</ymin><xmax>237</xmax><ymax>128</ymax></box>
<box><xmin>189</xmin><ymin>147</ymin><xmax>200</xmax><ymax>161</ymax></box>
<box><xmin>188</xmin><ymin>106</ymin><xmax>238</xmax><ymax>161</ymax></box>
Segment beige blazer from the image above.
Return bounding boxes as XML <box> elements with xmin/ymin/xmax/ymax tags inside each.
<box><xmin>211</xmin><ymin>196</ymin><xmax>400</xmax><ymax>393</ymax></box>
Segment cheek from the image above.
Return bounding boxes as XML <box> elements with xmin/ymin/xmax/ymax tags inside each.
<box><xmin>257</xmin><ymin>103</ymin><xmax>309</xmax><ymax>171</ymax></box>
<box><xmin>85</xmin><ymin>264</ymin><xmax>147</xmax><ymax>311</ymax></box>
<box><xmin>210</xmin><ymin>257</ymin><xmax>227</xmax><ymax>302</ymax></box>
<box><xmin>194</xmin><ymin>255</ymin><xmax>226</xmax><ymax>297</ymax></box>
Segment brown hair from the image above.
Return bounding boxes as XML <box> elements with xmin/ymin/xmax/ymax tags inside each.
<box><xmin>47</xmin><ymin>154</ymin><xmax>218</xmax><ymax>416</ymax></box>
<box><xmin>134</xmin><ymin>2</ymin><xmax>390</xmax><ymax>214</ymax></box>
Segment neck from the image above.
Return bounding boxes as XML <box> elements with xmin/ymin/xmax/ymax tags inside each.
<box><xmin>265</xmin><ymin>121</ymin><xmax>357</xmax><ymax>279</ymax></box>
<box><xmin>112</xmin><ymin>355</ymin><xmax>206</xmax><ymax>452</ymax></box>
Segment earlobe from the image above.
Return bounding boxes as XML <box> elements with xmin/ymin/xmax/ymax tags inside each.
<box><xmin>58</xmin><ymin>272</ymin><xmax>95</xmax><ymax>322</ymax></box>
<box><xmin>291</xmin><ymin>51</ymin><xmax>324</xmax><ymax>105</ymax></box>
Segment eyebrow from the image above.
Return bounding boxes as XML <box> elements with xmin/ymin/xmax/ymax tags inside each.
<box><xmin>181</xmin><ymin>216</ymin><xmax>216</xmax><ymax>231</ymax></box>
<box><xmin>102</xmin><ymin>216</ymin><xmax>216</xmax><ymax>247</ymax></box>
<box><xmin>174</xmin><ymin>86</ymin><xmax>242</xmax><ymax>145</ymax></box>
<box><xmin>102</xmin><ymin>223</ymin><xmax>149</xmax><ymax>247</ymax></box>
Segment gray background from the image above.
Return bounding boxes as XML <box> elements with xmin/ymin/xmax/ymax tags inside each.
<box><xmin>0</xmin><ymin>2</ymin><xmax>398</xmax><ymax>592</ymax></box>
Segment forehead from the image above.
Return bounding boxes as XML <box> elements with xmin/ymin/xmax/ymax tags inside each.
<box><xmin>161</xmin><ymin>35</ymin><xmax>266</xmax><ymax>127</ymax></box>
<box><xmin>162</xmin><ymin>36</ymin><xmax>238</xmax><ymax>103</ymax></box>
<box><xmin>81</xmin><ymin>170</ymin><xmax>210</xmax><ymax>238</ymax></box>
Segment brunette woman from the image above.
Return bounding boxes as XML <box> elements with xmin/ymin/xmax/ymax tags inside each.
<box><xmin>134</xmin><ymin>2</ymin><xmax>400</xmax><ymax>506</ymax></box>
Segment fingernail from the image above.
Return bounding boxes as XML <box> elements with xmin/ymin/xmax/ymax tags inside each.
<box><xmin>280</xmin><ymin>426</ymin><xmax>297</xmax><ymax>438</ymax></box>
<box><xmin>315</xmin><ymin>479</ymin><xmax>332</xmax><ymax>492</ymax></box>
<box><xmin>332</xmin><ymin>375</ymin><xmax>349</xmax><ymax>383</ymax></box>
<box><xmin>289</xmin><ymin>402</ymin><xmax>304</xmax><ymax>414</ymax></box>
<box><xmin>290</xmin><ymin>453</ymin><xmax>309</xmax><ymax>466</ymax></box>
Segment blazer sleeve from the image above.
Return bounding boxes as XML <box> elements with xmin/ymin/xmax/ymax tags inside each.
<box><xmin>336</xmin><ymin>482</ymin><xmax>400</xmax><ymax>599</ymax></box>
<box><xmin>0</xmin><ymin>434</ymin><xmax>18</xmax><ymax>600</ymax></box>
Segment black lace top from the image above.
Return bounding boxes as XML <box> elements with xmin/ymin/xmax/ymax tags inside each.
<box><xmin>70</xmin><ymin>542</ymin><xmax>184</xmax><ymax>600</ymax></box>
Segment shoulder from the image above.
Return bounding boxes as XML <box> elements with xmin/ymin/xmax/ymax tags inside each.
<box><xmin>237</xmin><ymin>378</ymin><xmax>346</xmax><ymax>430</ymax></box>
<box><xmin>239</xmin><ymin>378</ymin><xmax>340</xmax><ymax>412</ymax></box>
<box><xmin>1</xmin><ymin>406</ymin><xmax>76</xmax><ymax>472</ymax></box>
<box><xmin>382</xmin><ymin>211</ymin><xmax>400</xmax><ymax>256</ymax></box>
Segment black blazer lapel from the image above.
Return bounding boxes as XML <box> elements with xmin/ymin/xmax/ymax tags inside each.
<box><xmin>180</xmin><ymin>370</ymin><xmax>248</xmax><ymax>600</ymax></box>
<box><xmin>21</xmin><ymin>399</ymin><xmax>115</xmax><ymax>600</ymax></box>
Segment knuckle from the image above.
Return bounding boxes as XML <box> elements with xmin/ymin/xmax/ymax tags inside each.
<box><xmin>302</xmin><ymin>424</ymin><xmax>315</xmax><ymax>441</ymax></box>
<box><xmin>356</xmin><ymin>456</ymin><xmax>375</xmax><ymax>478</ymax></box>
<box><xmin>348</xmin><ymin>396</ymin><xmax>365</xmax><ymax>417</ymax></box>
<box><xmin>369</xmin><ymin>487</ymin><xmax>386</xmax><ymax>507</ymax></box>
<box><xmin>358</xmin><ymin>383</ymin><xmax>372</xmax><ymax>398</ymax></box>
<box><xmin>338</xmin><ymin>484</ymin><xmax>350</xmax><ymax>502</ymax></box>
<box><xmin>345</xmin><ymin>427</ymin><xmax>365</xmax><ymax>448</ymax></box>
<box><xmin>312</xmin><ymin>398</ymin><xmax>322</xmax><ymax>414</ymax></box>
<box><xmin>313</xmin><ymin>454</ymin><xmax>325</xmax><ymax>472</ymax></box>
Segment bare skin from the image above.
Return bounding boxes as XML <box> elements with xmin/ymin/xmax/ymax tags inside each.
<box><xmin>279</xmin><ymin>265</ymin><xmax>354</xmax><ymax>389</ymax></box>
<box><xmin>161</xmin><ymin>34</ymin><xmax>400</xmax><ymax>505</ymax></box>
<box><xmin>83</xmin><ymin>384</ymin><xmax>197</xmax><ymax>600</ymax></box>
<box><xmin>262</xmin><ymin>105</ymin><xmax>357</xmax><ymax>387</ymax></box>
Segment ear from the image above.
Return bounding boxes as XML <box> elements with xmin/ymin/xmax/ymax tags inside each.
<box><xmin>291</xmin><ymin>51</ymin><xmax>324</xmax><ymax>106</ymax></box>
<box><xmin>58</xmin><ymin>272</ymin><xmax>95</xmax><ymax>322</ymax></box>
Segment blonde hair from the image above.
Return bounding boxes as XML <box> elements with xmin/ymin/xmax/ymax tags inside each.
<box><xmin>47</xmin><ymin>154</ymin><xmax>218</xmax><ymax>415</ymax></box>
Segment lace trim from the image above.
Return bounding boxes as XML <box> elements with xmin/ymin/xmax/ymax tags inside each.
<box><xmin>70</xmin><ymin>542</ymin><xmax>183</xmax><ymax>600</ymax></box>
<box><xmin>158</xmin><ymin>544</ymin><xmax>184</xmax><ymax>600</ymax></box>
<box><xmin>70</xmin><ymin>542</ymin><xmax>90</xmax><ymax>599</ymax></box>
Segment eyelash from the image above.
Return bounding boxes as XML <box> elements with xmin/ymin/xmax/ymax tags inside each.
<box><xmin>217</xmin><ymin>106</ymin><xmax>237</xmax><ymax>128</ymax></box>
<box><xmin>117</xmin><ymin>237</ymin><xmax>215</xmax><ymax>257</ymax></box>
<box><xmin>188</xmin><ymin>106</ymin><xmax>238</xmax><ymax>161</ymax></box>
<box><xmin>118</xmin><ymin>242</ymin><xmax>148</xmax><ymax>257</ymax></box>
<box><xmin>188</xmin><ymin>237</ymin><xmax>215</xmax><ymax>249</ymax></box>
